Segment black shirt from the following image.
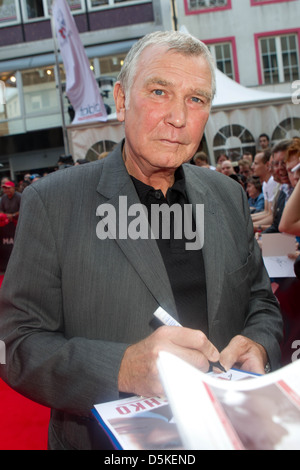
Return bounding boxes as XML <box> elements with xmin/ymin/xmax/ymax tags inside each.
<box><xmin>131</xmin><ymin>167</ymin><xmax>208</xmax><ymax>335</ymax></box>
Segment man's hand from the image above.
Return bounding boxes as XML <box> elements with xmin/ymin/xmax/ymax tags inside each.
<box><xmin>118</xmin><ymin>326</ymin><xmax>220</xmax><ymax>397</ymax></box>
<box><xmin>220</xmin><ymin>335</ymin><xmax>268</xmax><ymax>375</ymax></box>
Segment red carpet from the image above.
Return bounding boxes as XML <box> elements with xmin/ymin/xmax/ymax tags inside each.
<box><xmin>0</xmin><ymin>274</ymin><xmax>50</xmax><ymax>450</ymax></box>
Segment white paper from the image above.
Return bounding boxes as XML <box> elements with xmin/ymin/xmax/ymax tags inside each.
<box><xmin>262</xmin><ymin>233</ymin><xmax>296</xmax><ymax>278</ymax></box>
<box><xmin>263</xmin><ymin>256</ymin><xmax>296</xmax><ymax>278</ymax></box>
<box><xmin>157</xmin><ymin>352</ymin><xmax>300</xmax><ymax>450</ymax></box>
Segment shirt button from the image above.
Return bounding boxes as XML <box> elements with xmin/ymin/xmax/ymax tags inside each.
<box><xmin>154</xmin><ymin>190</ymin><xmax>163</xmax><ymax>200</ymax></box>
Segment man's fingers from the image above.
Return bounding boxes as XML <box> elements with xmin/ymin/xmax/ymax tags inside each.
<box><xmin>220</xmin><ymin>335</ymin><xmax>267</xmax><ymax>374</ymax></box>
<box><xmin>219</xmin><ymin>341</ymin><xmax>240</xmax><ymax>372</ymax></box>
<box><xmin>157</xmin><ymin>326</ymin><xmax>220</xmax><ymax>362</ymax></box>
<box><xmin>119</xmin><ymin>326</ymin><xmax>222</xmax><ymax>397</ymax></box>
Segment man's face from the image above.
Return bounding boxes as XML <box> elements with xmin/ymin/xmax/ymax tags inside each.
<box><xmin>221</xmin><ymin>161</ymin><xmax>234</xmax><ymax>176</ymax></box>
<box><xmin>114</xmin><ymin>45</ymin><xmax>213</xmax><ymax>175</ymax></box>
<box><xmin>239</xmin><ymin>166</ymin><xmax>252</xmax><ymax>179</ymax></box>
<box><xmin>286</xmin><ymin>155</ymin><xmax>300</xmax><ymax>187</ymax></box>
<box><xmin>1</xmin><ymin>186</ymin><xmax>15</xmax><ymax>198</ymax></box>
<box><xmin>259</xmin><ymin>137</ymin><xmax>269</xmax><ymax>149</ymax></box>
<box><xmin>273</xmin><ymin>151</ymin><xmax>290</xmax><ymax>184</ymax></box>
<box><xmin>252</xmin><ymin>153</ymin><xmax>267</xmax><ymax>179</ymax></box>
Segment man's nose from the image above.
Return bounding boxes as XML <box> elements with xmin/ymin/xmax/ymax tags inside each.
<box><xmin>165</xmin><ymin>99</ymin><xmax>187</xmax><ymax>128</ymax></box>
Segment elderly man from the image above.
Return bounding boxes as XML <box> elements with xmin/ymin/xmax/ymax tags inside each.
<box><xmin>0</xmin><ymin>31</ymin><xmax>282</xmax><ymax>450</ymax></box>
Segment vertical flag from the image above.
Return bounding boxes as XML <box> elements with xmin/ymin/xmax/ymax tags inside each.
<box><xmin>52</xmin><ymin>0</ymin><xmax>107</xmax><ymax>125</ymax></box>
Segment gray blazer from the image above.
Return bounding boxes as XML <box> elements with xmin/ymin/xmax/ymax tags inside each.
<box><xmin>0</xmin><ymin>142</ymin><xmax>282</xmax><ymax>449</ymax></box>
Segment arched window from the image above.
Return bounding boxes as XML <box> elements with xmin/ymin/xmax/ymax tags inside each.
<box><xmin>272</xmin><ymin>118</ymin><xmax>300</xmax><ymax>142</ymax></box>
<box><xmin>213</xmin><ymin>124</ymin><xmax>256</xmax><ymax>161</ymax></box>
<box><xmin>85</xmin><ymin>139</ymin><xmax>116</xmax><ymax>161</ymax></box>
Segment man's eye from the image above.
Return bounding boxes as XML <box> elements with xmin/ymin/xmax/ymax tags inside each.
<box><xmin>191</xmin><ymin>96</ymin><xmax>202</xmax><ymax>103</ymax></box>
<box><xmin>153</xmin><ymin>89</ymin><xmax>165</xmax><ymax>96</ymax></box>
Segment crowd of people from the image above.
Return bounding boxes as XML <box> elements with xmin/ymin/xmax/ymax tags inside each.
<box><xmin>193</xmin><ymin>136</ymin><xmax>300</xmax><ymax>275</ymax></box>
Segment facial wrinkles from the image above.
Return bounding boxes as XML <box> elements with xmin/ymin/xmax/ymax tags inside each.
<box><xmin>144</xmin><ymin>76</ymin><xmax>213</xmax><ymax>104</ymax></box>
<box><xmin>139</xmin><ymin>49</ymin><xmax>212</xmax><ymax>99</ymax></box>
<box><xmin>138</xmin><ymin>77</ymin><xmax>211</xmax><ymax>145</ymax></box>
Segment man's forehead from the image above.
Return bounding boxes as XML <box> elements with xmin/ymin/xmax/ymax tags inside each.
<box><xmin>273</xmin><ymin>151</ymin><xmax>286</xmax><ymax>160</ymax></box>
<box><xmin>139</xmin><ymin>45</ymin><xmax>211</xmax><ymax>75</ymax></box>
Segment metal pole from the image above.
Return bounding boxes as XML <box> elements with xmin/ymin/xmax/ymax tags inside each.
<box><xmin>50</xmin><ymin>0</ymin><xmax>70</xmax><ymax>155</ymax></box>
<box><xmin>84</xmin><ymin>0</ymin><xmax>90</xmax><ymax>31</ymax></box>
<box><xmin>170</xmin><ymin>0</ymin><xmax>178</xmax><ymax>31</ymax></box>
<box><xmin>17</xmin><ymin>0</ymin><xmax>26</xmax><ymax>43</ymax></box>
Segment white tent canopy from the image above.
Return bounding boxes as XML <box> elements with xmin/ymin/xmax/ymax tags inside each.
<box><xmin>205</xmin><ymin>69</ymin><xmax>299</xmax><ymax>163</ymax></box>
<box><xmin>212</xmin><ymin>69</ymin><xmax>291</xmax><ymax>109</ymax></box>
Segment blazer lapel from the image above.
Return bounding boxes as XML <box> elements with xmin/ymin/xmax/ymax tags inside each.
<box><xmin>96</xmin><ymin>143</ymin><xmax>178</xmax><ymax>319</ymax></box>
<box><xmin>184</xmin><ymin>166</ymin><xmax>225</xmax><ymax>329</ymax></box>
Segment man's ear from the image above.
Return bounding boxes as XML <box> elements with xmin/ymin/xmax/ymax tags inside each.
<box><xmin>113</xmin><ymin>82</ymin><xmax>126</xmax><ymax>122</ymax></box>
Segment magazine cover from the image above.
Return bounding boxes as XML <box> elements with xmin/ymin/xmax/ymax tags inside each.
<box><xmin>93</xmin><ymin>395</ymin><xmax>183</xmax><ymax>450</ymax></box>
<box><xmin>93</xmin><ymin>367</ymin><xmax>260</xmax><ymax>450</ymax></box>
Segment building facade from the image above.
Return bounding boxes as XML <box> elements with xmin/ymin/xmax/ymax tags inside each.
<box><xmin>0</xmin><ymin>0</ymin><xmax>172</xmax><ymax>179</ymax></box>
<box><xmin>177</xmin><ymin>0</ymin><xmax>300</xmax><ymax>93</ymax></box>
<box><xmin>175</xmin><ymin>0</ymin><xmax>300</xmax><ymax>161</ymax></box>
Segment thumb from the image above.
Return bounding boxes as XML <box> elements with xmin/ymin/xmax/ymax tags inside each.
<box><xmin>220</xmin><ymin>335</ymin><xmax>266</xmax><ymax>375</ymax></box>
<box><xmin>219</xmin><ymin>337</ymin><xmax>242</xmax><ymax>372</ymax></box>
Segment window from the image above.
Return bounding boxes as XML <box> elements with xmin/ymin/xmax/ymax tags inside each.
<box><xmin>85</xmin><ymin>140</ymin><xmax>116</xmax><ymax>161</ymax></box>
<box><xmin>89</xmin><ymin>0</ymin><xmax>148</xmax><ymax>8</ymax></box>
<box><xmin>22</xmin><ymin>67</ymin><xmax>58</xmax><ymax>115</ymax></box>
<box><xmin>24</xmin><ymin>0</ymin><xmax>47</xmax><ymax>20</ymax></box>
<box><xmin>0</xmin><ymin>0</ymin><xmax>20</xmax><ymax>25</ymax></box>
<box><xmin>22</xmin><ymin>0</ymin><xmax>84</xmax><ymax>21</ymax></box>
<box><xmin>0</xmin><ymin>50</ymin><xmax>125</xmax><ymax>137</ymax></box>
<box><xmin>0</xmin><ymin>0</ymin><xmax>84</xmax><ymax>26</ymax></box>
<box><xmin>47</xmin><ymin>0</ymin><xmax>84</xmax><ymax>14</ymax></box>
<box><xmin>0</xmin><ymin>71</ymin><xmax>25</xmax><ymax>136</ymax></box>
<box><xmin>272</xmin><ymin>117</ymin><xmax>300</xmax><ymax>142</ymax></box>
<box><xmin>258</xmin><ymin>33</ymin><xmax>300</xmax><ymax>84</ymax></box>
<box><xmin>204</xmin><ymin>37</ymin><xmax>239</xmax><ymax>81</ymax></box>
<box><xmin>0</xmin><ymin>72</ymin><xmax>21</xmax><ymax>121</ymax></box>
<box><xmin>188</xmin><ymin>0</ymin><xmax>228</xmax><ymax>8</ymax></box>
<box><xmin>213</xmin><ymin>124</ymin><xmax>256</xmax><ymax>161</ymax></box>
<box><xmin>208</xmin><ymin>42</ymin><xmax>235</xmax><ymax>80</ymax></box>
<box><xmin>185</xmin><ymin>0</ymin><xmax>231</xmax><ymax>14</ymax></box>
<box><xmin>251</xmin><ymin>0</ymin><xmax>296</xmax><ymax>5</ymax></box>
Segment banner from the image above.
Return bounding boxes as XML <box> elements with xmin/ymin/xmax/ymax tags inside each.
<box><xmin>52</xmin><ymin>0</ymin><xmax>107</xmax><ymax>125</ymax></box>
<box><xmin>0</xmin><ymin>222</ymin><xmax>15</xmax><ymax>272</ymax></box>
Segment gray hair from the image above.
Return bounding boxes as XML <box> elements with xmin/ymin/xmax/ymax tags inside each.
<box><xmin>117</xmin><ymin>30</ymin><xmax>216</xmax><ymax>108</ymax></box>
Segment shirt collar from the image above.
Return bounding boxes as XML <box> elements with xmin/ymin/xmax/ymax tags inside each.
<box><xmin>130</xmin><ymin>166</ymin><xmax>187</xmax><ymax>203</ymax></box>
